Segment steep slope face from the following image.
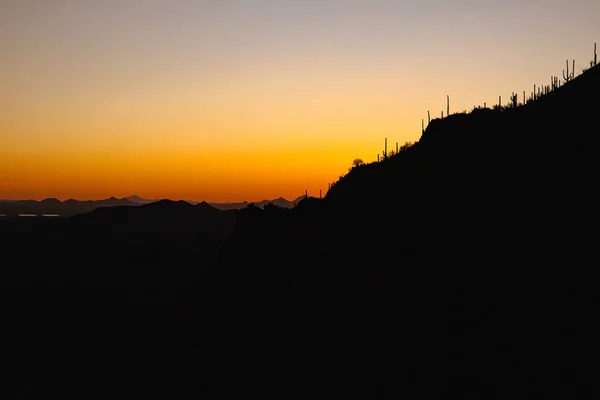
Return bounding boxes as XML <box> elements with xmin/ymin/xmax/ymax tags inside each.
<box><xmin>213</xmin><ymin>64</ymin><xmax>600</xmax><ymax>297</ymax></box>
<box><xmin>326</xmin><ymin>63</ymin><xmax>600</xmax><ymax>243</ymax></box>
<box><xmin>199</xmin><ymin>64</ymin><xmax>600</xmax><ymax>396</ymax></box>
<box><xmin>218</xmin><ymin>64</ymin><xmax>600</xmax><ymax>265</ymax></box>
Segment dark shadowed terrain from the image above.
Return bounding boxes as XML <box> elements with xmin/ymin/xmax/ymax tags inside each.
<box><xmin>3</xmin><ymin>62</ymin><xmax>600</xmax><ymax>398</ymax></box>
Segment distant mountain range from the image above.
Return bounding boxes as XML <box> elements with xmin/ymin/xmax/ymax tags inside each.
<box><xmin>0</xmin><ymin>197</ymin><xmax>137</xmax><ymax>217</ymax></box>
<box><xmin>0</xmin><ymin>194</ymin><xmax>308</xmax><ymax>217</ymax></box>
<box><xmin>124</xmin><ymin>195</ymin><xmax>306</xmax><ymax>210</ymax></box>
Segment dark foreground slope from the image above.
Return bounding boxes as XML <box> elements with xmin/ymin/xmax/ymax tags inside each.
<box><xmin>201</xmin><ymin>65</ymin><xmax>600</xmax><ymax>397</ymax></box>
<box><xmin>2</xmin><ymin>200</ymin><xmax>237</xmax><ymax>286</ymax></box>
<box><xmin>2</xmin><ymin>201</ymin><xmax>237</xmax><ymax>399</ymax></box>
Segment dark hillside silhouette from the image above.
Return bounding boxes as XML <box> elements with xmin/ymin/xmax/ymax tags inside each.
<box><xmin>1</xmin><ymin>198</ymin><xmax>237</xmax><ymax>293</ymax></box>
<box><xmin>70</xmin><ymin>199</ymin><xmax>235</xmax><ymax>234</ymax></box>
<box><xmin>3</xmin><ymin>197</ymin><xmax>240</xmax><ymax>398</ymax></box>
<box><xmin>200</xmin><ymin>61</ymin><xmax>600</xmax><ymax>396</ymax></box>
<box><xmin>326</xmin><ymin>61</ymin><xmax>600</xmax><ymax>235</ymax></box>
<box><xmin>4</xmin><ymin>56</ymin><xmax>600</xmax><ymax>398</ymax></box>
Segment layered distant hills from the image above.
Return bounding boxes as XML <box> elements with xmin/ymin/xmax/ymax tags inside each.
<box><xmin>0</xmin><ymin>197</ymin><xmax>136</xmax><ymax>217</ymax></box>
<box><xmin>0</xmin><ymin>194</ymin><xmax>307</xmax><ymax>217</ymax></box>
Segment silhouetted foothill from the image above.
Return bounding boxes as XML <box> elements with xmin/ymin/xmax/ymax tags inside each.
<box><xmin>207</xmin><ymin>58</ymin><xmax>600</xmax><ymax>397</ymax></box>
<box><xmin>293</xmin><ymin>196</ymin><xmax>320</xmax><ymax>211</ymax></box>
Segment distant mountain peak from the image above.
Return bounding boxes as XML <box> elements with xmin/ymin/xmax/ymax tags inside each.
<box><xmin>153</xmin><ymin>199</ymin><xmax>177</xmax><ymax>204</ymax></box>
<box><xmin>41</xmin><ymin>198</ymin><xmax>62</xmax><ymax>204</ymax></box>
<box><xmin>126</xmin><ymin>195</ymin><xmax>157</xmax><ymax>204</ymax></box>
<box><xmin>196</xmin><ymin>201</ymin><xmax>219</xmax><ymax>212</ymax></box>
<box><xmin>149</xmin><ymin>199</ymin><xmax>193</xmax><ymax>208</ymax></box>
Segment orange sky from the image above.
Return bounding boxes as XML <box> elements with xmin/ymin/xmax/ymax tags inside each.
<box><xmin>1</xmin><ymin>1</ymin><xmax>599</xmax><ymax>201</ymax></box>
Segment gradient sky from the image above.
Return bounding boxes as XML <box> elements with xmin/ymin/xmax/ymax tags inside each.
<box><xmin>1</xmin><ymin>0</ymin><xmax>599</xmax><ymax>201</ymax></box>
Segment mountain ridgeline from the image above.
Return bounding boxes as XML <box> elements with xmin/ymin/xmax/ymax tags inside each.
<box><xmin>230</xmin><ymin>61</ymin><xmax>600</xmax><ymax>249</ymax></box>
<box><xmin>0</xmin><ymin>196</ymin><xmax>137</xmax><ymax>217</ymax></box>
<box><xmin>0</xmin><ymin>195</ymin><xmax>305</xmax><ymax>217</ymax></box>
<box><xmin>5</xmin><ymin>60</ymin><xmax>600</xmax><ymax>398</ymax></box>
<box><xmin>203</xmin><ymin>61</ymin><xmax>600</xmax><ymax>395</ymax></box>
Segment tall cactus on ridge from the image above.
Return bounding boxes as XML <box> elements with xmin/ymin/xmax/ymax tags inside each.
<box><xmin>384</xmin><ymin>138</ymin><xmax>387</xmax><ymax>159</ymax></box>
<box><xmin>563</xmin><ymin>59</ymin><xmax>575</xmax><ymax>82</ymax></box>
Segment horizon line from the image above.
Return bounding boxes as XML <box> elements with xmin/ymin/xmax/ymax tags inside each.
<box><xmin>0</xmin><ymin>194</ymin><xmax>309</xmax><ymax>204</ymax></box>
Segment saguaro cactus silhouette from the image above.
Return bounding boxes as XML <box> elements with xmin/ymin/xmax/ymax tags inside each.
<box><xmin>446</xmin><ymin>95</ymin><xmax>450</xmax><ymax>117</ymax></box>
<box><xmin>511</xmin><ymin>92</ymin><xmax>517</xmax><ymax>108</ymax></box>
<box><xmin>563</xmin><ymin>59</ymin><xmax>575</xmax><ymax>82</ymax></box>
<box><xmin>384</xmin><ymin>138</ymin><xmax>387</xmax><ymax>159</ymax></box>
<box><xmin>595</xmin><ymin>43</ymin><xmax>597</xmax><ymax>67</ymax></box>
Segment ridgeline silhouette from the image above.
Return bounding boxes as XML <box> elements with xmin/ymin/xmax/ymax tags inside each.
<box><xmin>204</xmin><ymin>55</ymin><xmax>600</xmax><ymax>397</ymax></box>
<box><xmin>4</xmin><ymin>49</ymin><xmax>599</xmax><ymax>398</ymax></box>
<box><xmin>0</xmin><ymin>195</ymin><xmax>306</xmax><ymax>216</ymax></box>
<box><xmin>0</xmin><ymin>196</ymin><xmax>137</xmax><ymax>217</ymax></box>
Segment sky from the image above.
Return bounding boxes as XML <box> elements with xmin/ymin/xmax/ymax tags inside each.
<box><xmin>1</xmin><ymin>0</ymin><xmax>599</xmax><ymax>201</ymax></box>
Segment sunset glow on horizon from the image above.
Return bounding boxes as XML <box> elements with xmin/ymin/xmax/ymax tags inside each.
<box><xmin>2</xmin><ymin>0</ymin><xmax>599</xmax><ymax>202</ymax></box>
